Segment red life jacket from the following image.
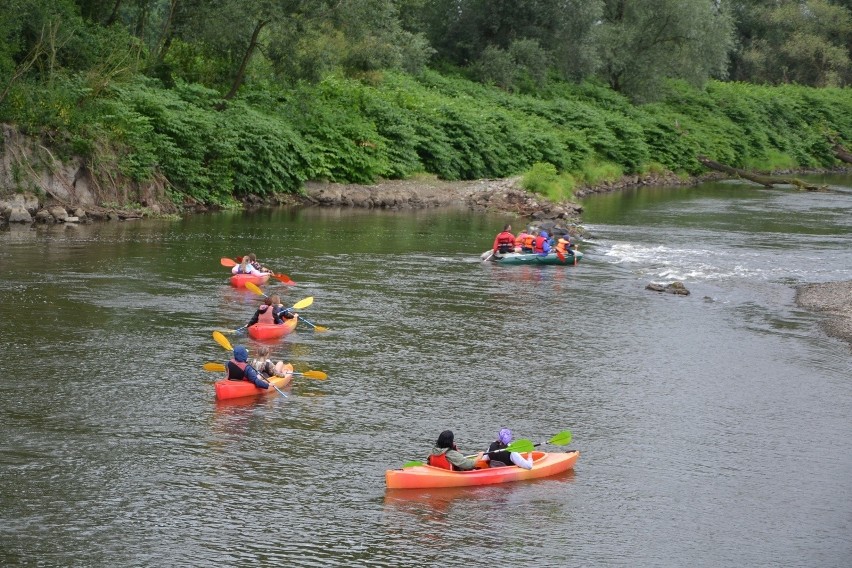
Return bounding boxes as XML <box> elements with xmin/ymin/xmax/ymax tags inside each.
<box><xmin>495</xmin><ymin>231</ymin><xmax>515</xmax><ymax>252</ymax></box>
<box><xmin>427</xmin><ymin>452</ymin><xmax>453</xmax><ymax>471</ymax></box>
<box><xmin>534</xmin><ymin>235</ymin><xmax>547</xmax><ymax>253</ymax></box>
<box><xmin>257</xmin><ymin>305</ymin><xmax>275</xmax><ymax>324</ymax></box>
<box><xmin>227</xmin><ymin>359</ymin><xmax>247</xmax><ymax>381</ymax></box>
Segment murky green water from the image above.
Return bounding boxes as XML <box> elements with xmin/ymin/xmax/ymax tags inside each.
<box><xmin>1</xmin><ymin>176</ymin><xmax>850</xmax><ymax>567</ymax></box>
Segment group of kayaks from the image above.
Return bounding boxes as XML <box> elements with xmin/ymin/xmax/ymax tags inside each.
<box><xmin>212</xmin><ymin>257</ymin><xmax>326</xmax><ymax>402</ymax></box>
<box><xmin>218</xmin><ymin>256</ymin><xmax>579</xmax><ymax>491</ymax></box>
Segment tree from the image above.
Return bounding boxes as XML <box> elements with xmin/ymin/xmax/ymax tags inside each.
<box><xmin>730</xmin><ymin>0</ymin><xmax>852</xmax><ymax>86</ymax></box>
<box><xmin>596</xmin><ymin>0</ymin><xmax>734</xmax><ymax>100</ymax></box>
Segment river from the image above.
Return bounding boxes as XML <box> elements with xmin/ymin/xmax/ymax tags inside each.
<box><xmin>1</xmin><ymin>174</ymin><xmax>850</xmax><ymax>567</ymax></box>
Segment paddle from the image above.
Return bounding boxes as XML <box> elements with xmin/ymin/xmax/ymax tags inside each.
<box><xmin>220</xmin><ymin>257</ymin><xmax>237</xmax><ymax>267</ymax></box>
<box><xmin>203</xmin><ymin>362</ymin><xmax>327</xmax><ymax>380</ymax></box>
<box><xmin>210</xmin><ymin>331</ymin><xmax>288</xmax><ymax>397</ymax></box>
<box><xmin>401</xmin><ymin>432</ymin><xmax>572</xmax><ymax>468</ymax></box>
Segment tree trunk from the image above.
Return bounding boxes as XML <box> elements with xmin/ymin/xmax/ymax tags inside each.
<box><xmin>697</xmin><ymin>156</ymin><xmax>826</xmax><ymax>191</ymax></box>
<box><xmin>105</xmin><ymin>0</ymin><xmax>122</xmax><ymax>26</ymax></box>
<box><xmin>221</xmin><ymin>19</ymin><xmax>269</xmax><ymax>103</ymax></box>
<box><xmin>834</xmin><ymin>144</ymin><xmax>852</xmax><ymax>164</ymax></box>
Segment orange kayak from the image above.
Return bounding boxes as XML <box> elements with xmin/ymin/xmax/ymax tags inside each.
<box><xmin>229</xmin><ymin>273</ymin><xmax>270</xmax><ymax>288</ymax></box>
<box><xmin>385</xmin><ymin>451</ymin><xmax>579</xmax><ymax>489</ymax></box>
<box><xmin>247</xmin><ymin>316</ymin><xmax>298</xmax><ymax>340</ymax></box>
<box><xmin>214</xmin><ymin>363</ymin><xmax>293</xmax><ymax>400</ymax></box>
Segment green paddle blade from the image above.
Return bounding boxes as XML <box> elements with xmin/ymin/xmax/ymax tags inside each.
<box><xmin>504</xmin><ymin>439</ymin><xmax>535</xmax><ymax>453</ymax></box>
<box><xmin>547</xmin><ymin>430</ymin><xmax>573</xmax><ymax>446</ymax></box>
<box><xmin>402</xmin><ymin>460</ymin><xmax>424</xmax><ymax>468</ymax></box>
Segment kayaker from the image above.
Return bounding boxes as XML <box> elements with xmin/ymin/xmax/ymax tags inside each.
<box><xmin>427</xmin><ymin>430</ymin><xmax>483</xmax><ymax>471</ymax></box>
<box><xmin>246</xmin><ymin>296</ymin><xmax>289</xmax><ymax>327</ymax></box>
<box><xmin>232</xmin><ymin>255</ymin><xmax>262</xmax><ymax>275</ymax></box>
<box><xmin>483</xmin><ymin>428</ymin><xmax>533</xmax><ymax>469</ymax></box>
<box><xmin>270</xmin><ymin>295</ymin><xmax>298</xmax><ymax>322</ymax></box>
<box><xmin>247</xmin><ymin>252</ymin><xmax>272</xmax><ymax>273</ymax></box>
<box><xmin>251</xmin><ymin>345</ymin><xmax>288</xmax><ymax>378</ymax></box>
<box><xmin>226</xmin><ymin>345</ymin><xmax>270</xmax><ymax>389</ymax></box>
<box><xmin>492</xmin><ymin>224</ymin><xmax>516</xmax><ymax>255</ymax></box>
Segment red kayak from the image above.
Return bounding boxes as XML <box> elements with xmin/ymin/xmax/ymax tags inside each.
<box><xmin>247</xmin><ymin>316</ymin><xmax>298</xmax><ymax>340</ymax></box>
<box><xmin>229</xmin><ymin>273</ymin><xmax>270</xmax><ymax>288</ymax></box>
<box><xmin>214</xmin><ymin>363</ymin><xmax>294</xmax><ymax>400</ymax></box>
<box><xmin>385</xmin><ymin>451</ymin><xmax>579</xmax><ymax>489</ymax></box>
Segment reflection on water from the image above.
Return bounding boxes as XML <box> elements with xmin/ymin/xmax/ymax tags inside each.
<box><xmin>1</xmin><ymin>178</ymin><xmax>851</xmax><ymax>567</ymax></box>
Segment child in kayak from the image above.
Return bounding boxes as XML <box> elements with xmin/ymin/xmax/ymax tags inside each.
<box><xmin>246</xmin><ymin>296</ymin><xmax>292</xmax><ymax>327</ymax></box>
<box><xmin>250</xmin><ymin>346</ymin><xmax>289</xmax><ymax>379</ymax></box>
<box><xmin>427</xmin><ymin>430</ymin><xmax>483</xmax><ymax>471</ymax></box>
<box><xmin>232</xmin><ymin>255</ymin><xmax>262</xmax><ymax>275</ymax></box>
<box><xmin>226</xmin><ymin>346</ymin><xmax>270</xmax><ymax>389</ymax></box>
<box><xmin>482</xmin><ymin>428</ymin><xmax>533</xmax><ymax>469</ymax></box>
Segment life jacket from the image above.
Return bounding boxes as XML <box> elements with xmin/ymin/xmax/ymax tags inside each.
<box><xmin>556</xmin><ymin>238</ymin><xmax>572</xmax><ymax>254</ymax></box>
<box><xmin>487</xmin><ymin>441</ymin><xmax>513</xmax><ymax>467</ymax></box>
<box><xmin>495</xmin><ymin>231</ymin><xmax>515</xmax><ymax>253</ymax></box>
<box><xmin>523</xmin><ymin>235</ymin><xmax>535</xmax><ymax>250</ymax></box>
<box><xmin>427</xmin><ymin>451</ymin><xmax>454</xmax><ymax>471</ymax></box>
<box><xmin>514</xmin><ymin>233</ymin><xmax>528</xmax><ymax>247</ymax></box>
<box><xmin>257</xmin><ymin>304</ymin><xmax>275</xmax><ymax>324</ymax></box>
<box><xmin>227</xmin><ymin>359</ymin><xmax>247</xmax><ymax>381</ymax></box>
<box><xmin>534</xmin><ymin>235</ymin><xmax>547</xmax><ymax>254</ymax></box>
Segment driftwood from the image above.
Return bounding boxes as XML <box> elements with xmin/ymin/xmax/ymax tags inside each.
<box><xmin>697</xmin><ymin>156</ymin><xmax>826</xmax><ymax>191</ymax></box>
<box><xmin>834</xmin><ymin>144</ymin><xmax>852</xmax><ymax>164</ymax></box>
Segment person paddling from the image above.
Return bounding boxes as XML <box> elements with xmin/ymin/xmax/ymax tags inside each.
<box><xmin>246</xmin><ymin>296</ymin><xmax>283</xmax><ymax>328</ymax></box>
<box><xmin>492</xmin><ymin>224</ymin><xmax>516</xmax><ymax>256</ymax></box>
<box><xmin>482</xmin><ymin>428</ymin><xmax>533</xmax><ymax>469</ymax></box>
<box><xmin>427</xmin><ymin>430</ymin><xmax>483</xmax><ymax>471</ymax></box>
<box><xmin>232</xmin><ymin>255</ymin><xmax>261</xmax><ymax>275</ymax></box>
<box><xmin>226</xmin><ymin>346</ymin><xmax>270</xmax><ymax>389</ymax></box>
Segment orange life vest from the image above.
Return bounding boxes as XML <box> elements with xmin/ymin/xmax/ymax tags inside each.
<box><xmin>523</xmin><ymin>235</ymin><xmax>535</xmax><ymax>249</ymax></box>
<box><xmin>556</xmin><ymin>238</ymin><xmax>571</xmax><ymax>254</ymax></box>
<box><xmin>427</xmin><ymin>452</ymin><xmax>453</xmax><ymax>471</ymax></box>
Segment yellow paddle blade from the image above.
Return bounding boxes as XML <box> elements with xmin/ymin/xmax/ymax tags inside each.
<box><xmin>212</xmin><ymin>330</ymin><xmax>232</xmax><ymax>351</ymax></box>
<box><xmin>292</xmin><ymin>296</ymin><xmax>313</xmax><ymax>310</ymax></box>
<box><xmin>245</xmin><ymin>282</ymin><xmax>265</xmax><ymax>296</ymax></box>
<box><xmin>204</xmin><ymin>362</ymin><xmax>226</xmax><ymax>372</ymax></box>
<box><xmin>300</xmin><ymin>370</ymin><xmax>328</xmax><ymax>380</ymax></box>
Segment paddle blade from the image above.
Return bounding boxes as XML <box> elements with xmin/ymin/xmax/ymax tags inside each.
<box><xmin>212</xmin><ymin>331</ymin><xmax>233</xmax><ymax>351</ymax></box>
<box><xmin>291</xmin><ymin>296</ymin><xmax>314</xmax><ymax>310</ymax></box>
<box><xmin>220</xmin><ymin>257</ymin><xmax>237</xmax><ymax>267</ymax></box>
<box><xmin>204</xmin><ymin>362</ymin><xmax>226</xmax><ymax>372</ymax></box>
<box><xmin>504</xmin><ymin>439</ymin><xmax>535</xmax><ymax>453</ymax></box>
<box><xmin>402</xmin><ymin>461</ymin><xmax>425</xmax><ymax>468</ymax></box>
<box><xmin>313</xmin><ymin>325</ymin><xmax>328</xmax><ymax>332</ymax></box>
<box><xmin>300</xmin><ymin>370</ymin><xmax>327</xmax><ymax>380</ymax></box>
<box><xmin>556</xmin><ymin>249</ymin><xmax>566</xmax><ymax>263</ymax></box>
<box><xmin>245</xmin><ymin>282</ymin><xmax>266</xmax><ymax>296</ymax></box>
<box><xmin>273</xmin><ymin>273</ymin><xmax>296</xmax><ymax>285</ymax></box>
<box><xmin>547</xmin><ymin>430</ymin><xmax>573</xmax><ymax>446</ymax></box>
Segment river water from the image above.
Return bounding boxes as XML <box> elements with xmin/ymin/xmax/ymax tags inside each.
<box><xmin>1</xmin><ymin>175</ymin><xmax>850</xmax><ymax>567</ymax></box>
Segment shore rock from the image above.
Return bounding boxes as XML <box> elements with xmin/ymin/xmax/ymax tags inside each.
<box><xmin>795</xmin><ymin>281</ymin><xmax>852</xmax><ymax>349</ymax></box>
<box><xmin>646</xmin><ymin>281</ymin><xmax>691</xmax><ymax>296</ymax></box>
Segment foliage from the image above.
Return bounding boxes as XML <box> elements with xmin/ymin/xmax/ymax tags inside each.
<box><xmin>521</xmin><ymin>162</ymin><xmax>575</xmax><ymax>202</ymax></box>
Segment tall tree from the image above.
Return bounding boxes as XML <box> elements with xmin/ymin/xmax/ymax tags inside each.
<box><xmin>730</xmin><ymin>0</ymin><xmax>852</xmax><ymax>86</ymax></box>
<box><xmin>596</xmin><ymin>0</ymin><xmax>734</xmax><ymax>100</ymax></box>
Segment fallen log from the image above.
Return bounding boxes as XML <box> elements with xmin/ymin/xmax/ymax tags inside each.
<box><xmin>833</xmin><ymin>143</ymin><xmax>852</xmax><ymax>164</ymax></box>
<box><xmin>697</xmin><ymin>156</ymin><xmax>826</xmax><ymax>191</ymax></box>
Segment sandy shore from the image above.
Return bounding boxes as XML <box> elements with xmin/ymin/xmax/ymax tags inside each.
<box><xmin>795</xmin><ymin>281</ymin><xmax>852</xmax><ymax>349</ymax></box>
